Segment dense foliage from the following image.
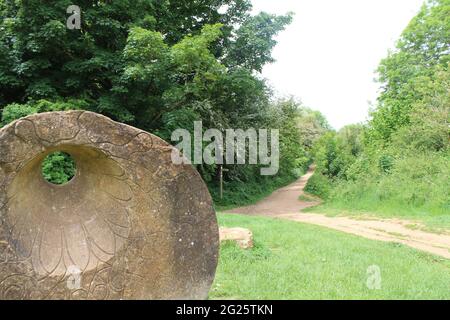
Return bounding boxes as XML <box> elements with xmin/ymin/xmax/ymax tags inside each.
<box><xmin>41</xmin><ymin>152</ymin><xmax>77</xmax><ymax>185</ymax></box>
<box><xmin>307</xmin><ymin>0</ymin><xmax>450</xmax><ymax>218</ymax></box>
<box><xmin>0</xmin><ymin>0</ymin><xmax>320</xmax><ymax>204</ymax></box>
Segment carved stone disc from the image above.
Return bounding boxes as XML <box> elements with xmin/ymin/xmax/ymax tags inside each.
<box><xmin>0</xmin><ymin>111</ymin><xmax>219</xmax><ymax>300</ymax></box>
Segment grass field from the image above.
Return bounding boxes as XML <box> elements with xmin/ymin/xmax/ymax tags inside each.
<box><xmin>210</xmin><ymin>213</ymin><xmax>450</xmax><ymax>300</ymax></box>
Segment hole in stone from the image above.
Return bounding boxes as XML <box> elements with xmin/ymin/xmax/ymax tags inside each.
<box><xmin>41</xmin><ymin>151</ymin><xmax>77</xmax><ymax>185</ymax></box>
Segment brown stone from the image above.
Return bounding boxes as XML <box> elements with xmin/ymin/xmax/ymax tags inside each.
<box><xmin>219</xmin><ymin>227</ymin><xmax>253</xmax><ymax>249</ymax></box>
<box><xmin>0</xmin><ymin>111</ymin><xmax>219</xmax><ymax>300</ymax></box>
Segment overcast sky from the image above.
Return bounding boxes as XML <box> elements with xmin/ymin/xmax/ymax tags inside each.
<box><xmin>251</xmin><ymin>0</ymin><xmax>425</xmax><ymax>129</ymax></box>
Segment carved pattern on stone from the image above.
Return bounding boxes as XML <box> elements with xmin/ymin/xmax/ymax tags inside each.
<box><xmin>0</xmin><ymin>111</ymin><xmax>219</xmax><ymax>300</ymax></box>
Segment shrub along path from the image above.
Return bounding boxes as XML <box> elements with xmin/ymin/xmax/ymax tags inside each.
<box><xmin>224</xmin><ymin>167</ymin><xmax>450</xmax><ymax>259</ymax></box>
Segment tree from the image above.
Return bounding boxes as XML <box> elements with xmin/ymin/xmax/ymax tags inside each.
<box><xmin>296</xmin><ymin>105</ymin><xmax>331</xmax><ymax>150</ymax></box>
<box><xmin>224</xmin><ymin>11</ymin><xmax>294</xmax><ymax>72</ymax></box>
<box><xmin>0</xmin><ymin>0</ymin><xmax>292</xmax><ymax>129</ymax></box>
<box><xmin>1</xmin><ymin>0</ymin><xmax>305</xmax><ymax>204</ymax></box>
<box><xmin>338</xmin><ymin>124</ymin><xmax>365</xmax><ymax>157</ymax></box>
<box><xmin>308</xmin><ymin>0</ymin><xmax>450</xmax><ymax>216</ymax></box>
<box><xmin>368</xmin><ymin>0</ymin><xmax>449</xmax><ymax>144</ymax></box>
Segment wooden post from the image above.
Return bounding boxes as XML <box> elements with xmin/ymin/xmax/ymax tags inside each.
<box><xmin>220</xmin><ymin>165</ymin><xmax>223</xmax><ymax>200</ymax></box>
<box><xmin>219</xmin><ymin>166</ymin><xmax>229</xmax><ymax>200</ymax></box>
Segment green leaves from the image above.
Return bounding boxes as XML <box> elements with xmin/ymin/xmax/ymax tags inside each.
<box><xmin>172</xmin><ymin>23</ymin><xmax>225</xmax><ymax>75</ymax></box>
<box><xmin>1</xmin><ymin>103</ymin><xmax>38</xmax><ymax>126</ymax></box>
<box><xmin>225</xmin><ymin>12</ymin><xmax>294</xmax><ymax>72</ymax></box>
<box><xmin>398</xmin><ymin>0</ymin><xmax>450</xmax><ymax>64</ymax></box>
<box><xmin>378</xmin><ymin>154</ymin><xmax>395</xmax><ymax>174</ymax></box>
<box><xmin>311</xmin><ymin>0</ymin><xmax>450</xmax><ymax>218</ymax></box>
<box><xmin>124</xmin><ymin>27</ymin><xmax>168</xmax><ymax>63</ymax></box>
<box><xmin>371</xmin><ymin>0</ymin><xmax>450</xmax><ymax>144</ymax></box>
<box><xmin>42</xmin><ymin>152</ymin><xmax>76</xmax><ymax>185</ymax></box>
<box><xmin>1</xmin><ymin>99</ymin><xmax>89</xmax><ymax>126</ymax></box>
<box><xmin>0</xmin><ymin>0</ymin><xmax>304</xmax><ymax>202</ymax></box>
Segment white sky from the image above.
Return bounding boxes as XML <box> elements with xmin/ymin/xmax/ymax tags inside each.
<box><xmin>251</xmin><ymin>0</ymin><xmax>425</xmax><ymax>129</ymax></box>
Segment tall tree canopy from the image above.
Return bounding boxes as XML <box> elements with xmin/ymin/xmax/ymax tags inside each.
<box><xmin>0</xmin><ymin>0</ymin><xmax>292</xmax><ymax>132</ymax></box>
<box><xmin>1</xmin><ymin>0</ymin><xmax>312</xmax><ymax>203</ymax></box>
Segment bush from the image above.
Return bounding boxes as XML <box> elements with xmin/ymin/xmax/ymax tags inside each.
<box><xmin>378</xmin><ymin>154</ymin><xmax>394</xmax><ymax>173</ymax></box>
<box><xmin>1</xmin><ymin>99</ymin><xmax>89</xmax><ymax>127</ymax></box>
<box><xmin>1</xmin><ymin>103</ymin><xmax>38</xmax><ymax>126</ymax></box>
<box><xmin>41</xmin><ymin>152</ymin><xmax>77</xmax><ymax>185</ymax></box>
<box><xmin>304</xmin><ymin>173</ymin><xmax>332</xmax><ymax>199</ymax></box>
<box><xmin>326</xmin><ymin>151</ymin><xmax>450</xmax><ymax>216</ymax></box>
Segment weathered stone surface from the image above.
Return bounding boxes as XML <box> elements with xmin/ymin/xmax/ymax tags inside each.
<box><xmin>219</xmin><ymin>227</ymin><xmax>253</xmax><ymax>249</ymax></box>
<box><xmin>0</xmin><ymin>111</ymin><xmax>219</xmax><ymax>300</ymax></box>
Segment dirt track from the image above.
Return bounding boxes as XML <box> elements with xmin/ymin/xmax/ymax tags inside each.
<box><xmin>225</xmin><ymin>167</ymin><xmax>450</xmax><ymax>259</ymax></box>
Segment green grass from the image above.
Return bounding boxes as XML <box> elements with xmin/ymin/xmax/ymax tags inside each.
<box><xmin>298</xmin><ymin>193</ymin><xmax>319</xmax><ymax>202</ymax></box>
<box><xmin>303</xmin><ymin>151</ymin><xmax>450</xmax><ymax>230</ymax></box>
<box><xmin>210</xmin><ymin>213</ymin><xmax>450</xmax><ymax>300</ymax></box>
<box><xmin>304</xmin><ymin>203</ymin><xmax>450</xmax><ymax>232</ymax></box>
